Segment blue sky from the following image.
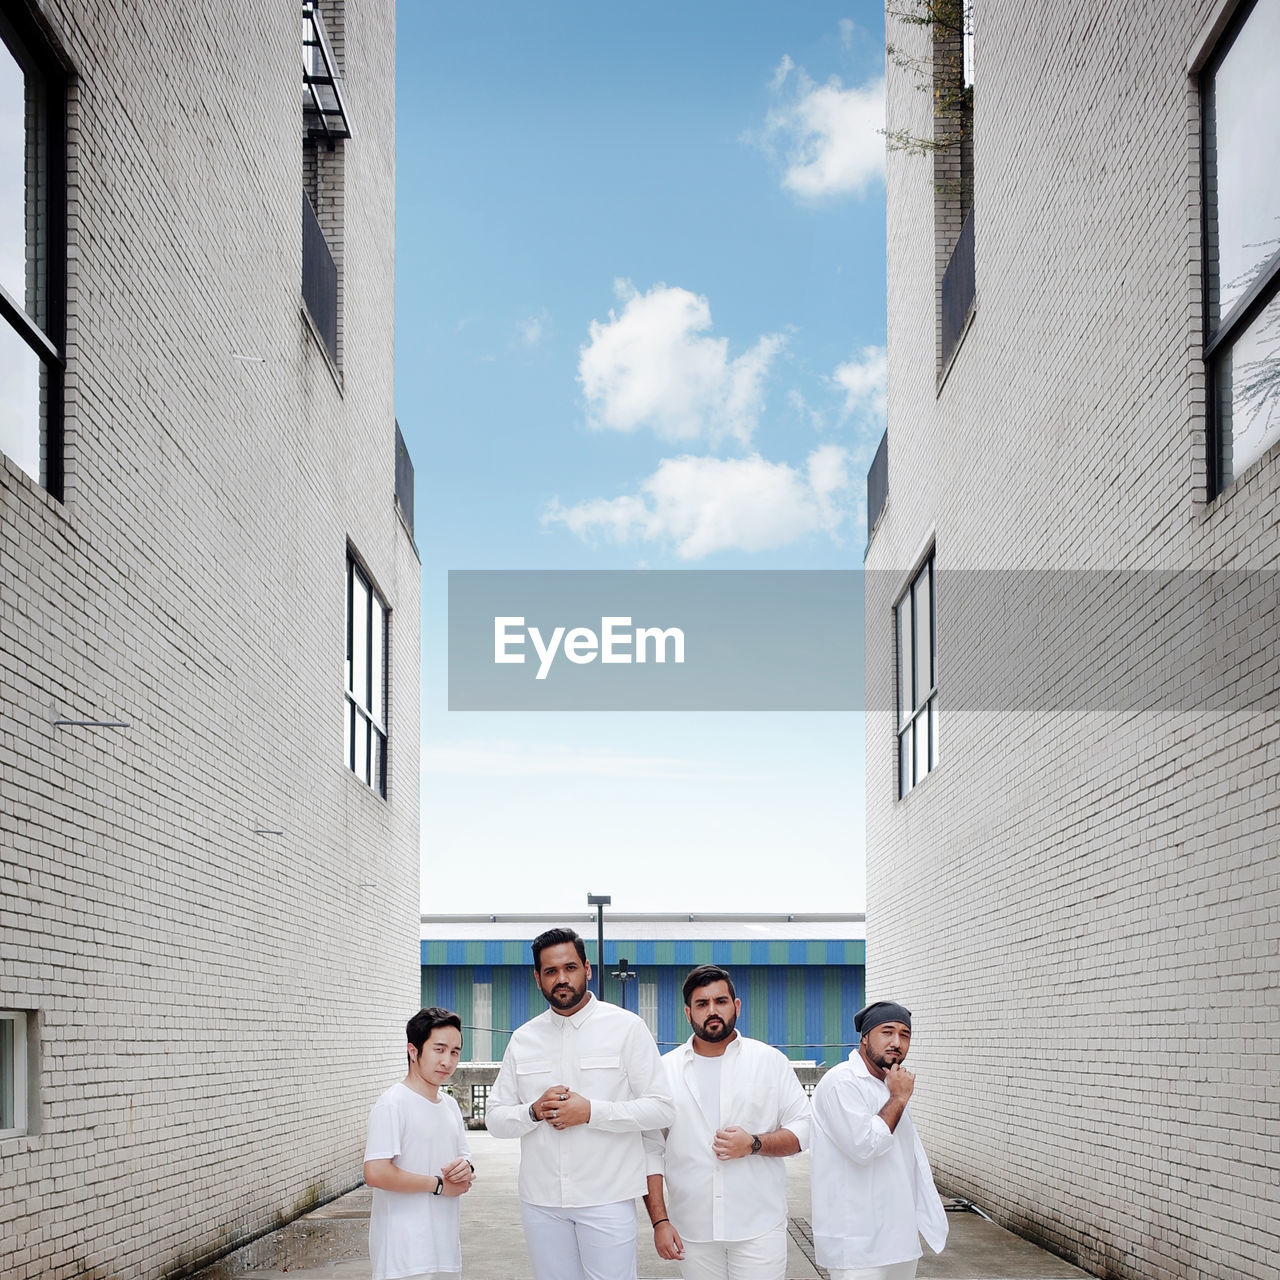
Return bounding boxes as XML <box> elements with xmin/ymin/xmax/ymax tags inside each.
<box><xmin>395</xmin><ymin>2</ymin><xmax>888</xmax><ymax>914</ymax></box>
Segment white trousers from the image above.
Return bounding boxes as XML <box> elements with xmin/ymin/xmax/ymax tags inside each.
<box><xmin>829</xmin><ymin>1262</ymin><xmax>918</xmax><ymax>1280</ymax></box>
<box><xmin>678</xmin><ymin>1222</ymin><xmax>788</xmax><ymax>1280</ymax></box>
<box><xmin>522</xmin><ymin>1200</ymin><xmax>638</xmax><ymax>1280</ymax></box>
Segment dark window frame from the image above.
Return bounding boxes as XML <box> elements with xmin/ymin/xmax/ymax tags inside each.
<box><xmin>1201</xmin><ymin>0</ymin><xmax>1280</xmax><ymax>496</ymax></box>
<box><xmin>0</xmin><ymin>4</ymin><xmax>66</xmax><ymax>499</ymax></box>
<box><xmin>345</xmin><ymin>554</ymin><xmax>388</xmax><ymax>798</ymax></box>
<box><xmin>896</xmin><ymin>549</ymin><xmax>938</xmax><ymax>799</ymax></box>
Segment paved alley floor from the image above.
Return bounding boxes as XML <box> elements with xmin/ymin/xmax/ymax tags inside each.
<box><xmin>203</xmin><ymin>1129</ymin><xmax>1090</xmax><ymax>1280</ymax></box>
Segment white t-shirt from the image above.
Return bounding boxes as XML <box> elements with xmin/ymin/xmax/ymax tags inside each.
<box><xmin>691</xmin><ymin>1053</ymin><xmax>723</xmax><ymax>1130</ymax></box>
<box><xmin>364</xmin><ymin>1082</ymin><xmax>471</xmax><ymax>1280</ymax></box>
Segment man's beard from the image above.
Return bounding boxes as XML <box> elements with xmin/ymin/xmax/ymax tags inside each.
<box><xmin>692</xmin><ymin>1010</ymin><xmax>736</xmax><ymax>1043</ymax></box>
<box><xmin>543</xmin><ymin>976</ymin><xmax>587</xmax><ymax>1010</ymax></box>
<box><xmin>864</xmin><ymin>1044</ymin><xmax>904</xmax><ymax>1074</ymax></box>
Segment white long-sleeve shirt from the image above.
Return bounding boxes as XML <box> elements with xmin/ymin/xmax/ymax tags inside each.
<box><xmin>644</xmin><ymin>1033</ymin><xmax>811</xmax><ymax>1243</ymax></box>
<box><xmin>810</xmin><ymin>1052</ymin><xmax>948</xmax><ymax>1270</ymax></box>
<box><xmin>487</xmin><ymin>994</ymin><xmax>674</xmax><ymax>1208</ymax></box>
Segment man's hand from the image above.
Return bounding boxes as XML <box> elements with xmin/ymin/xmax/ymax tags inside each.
<box><xmin>885</xmin><ymin>1064</ymin><xmax>915</xmax><ymax>1103</ymax></box>
<box><xmin>549</xmin><ymin>1089</ymin><xmax>591</xmax><ymax>1129</ymax></box>
<box><xmin>653</xmin><ymin>1220</ymin><xmax>685</xmax><ymax>1260</ymax></box>
<box><xmin>440</xmin><ymin>1157</ymin><xmax>473</xmax><ymax>1186</ymax></box>
<box><xmin>439</xmin><ymin>1167</ymin><xmax>473</xmax><ymax>1197</ymax></box>
<box><xmin>530</xmin><ymin>1085</ymin><xmax>572</xmax><ymax>1122</ymax></box>
<box><xmin>712</xmin><ymin>1126</ymin><xmax>755</xmax><ymax>1160</ymax></box>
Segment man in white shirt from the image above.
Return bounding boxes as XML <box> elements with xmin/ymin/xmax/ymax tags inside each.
<box><xmin>487</xmin><ymin>927</ymin><xmax>675</xmax><ymax>1280</ymax></box>
<box><xmin>642</xmin><ymin>965</ymin><xmax>811</xmax><ymax>1280</ymax></box>
<box><xmin>810</xmin><ymin>1001</ymin><xmax>948</xmax><ymax>1280</ymax></box>
<box><xmin>363</xmin><ymin>1007</ymin><xmax>475</xmax><ymax>1280</ymax></box>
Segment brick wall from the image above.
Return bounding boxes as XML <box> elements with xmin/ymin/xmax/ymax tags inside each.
<box><xmin>867</xmin><ymin>2</ymin><xmax>1279</xmax><ymax>1278</ymax></box>
<box><xmin>0</xmin><ymin>1</ymin><xmax>419</xmax><ymax>1276</ymax></box>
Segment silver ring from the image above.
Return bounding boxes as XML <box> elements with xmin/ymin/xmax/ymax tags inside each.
<box><xmin>551</xmin><ymin>1109</ymin><xmax>558</xmax><ymax>1118</ymax></box>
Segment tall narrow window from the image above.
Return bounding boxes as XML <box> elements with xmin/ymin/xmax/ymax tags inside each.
<box><xmin>301</xmin><ymin>1</ymin><xmax>349</xmax><ymax>366</ymax></box>
<box><xmin>897</xmin><ymin>551</ymin><xmax>937</xmax><ymax>798</ymax></box>
<box><xmin>471</xmin><ymin>983</ymin><xmax>492</xmax><ymax>1063</ymax></box>
<box><xmin>0</xmin><ymin>8</ymin><xmax>64</xmax><ymax>495</ymax></box>
<box><xmin>1203</xmin><ymin>0</ymin><xmax>1280</xmax><ymax>493</ymax></box>
<box><xmin>345</xmin><ymin>555</ymin><xmax>388</xmax><ymax>796</ymax></box>
<box><xmin>639</xmin><ymin>981</ymin><xmax>658</xmax><ymax>1038</ymax></box>
<box><xmin>0</xmin><ymin>1012</ymin><xmax>28</xmax><ymax>1137</ymax></box>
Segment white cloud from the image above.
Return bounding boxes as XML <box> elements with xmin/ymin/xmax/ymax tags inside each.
<box><xmin>769</xmin><ymin>53</ymin><xmax>795</xmax><ymax>93</ymax></box>
<box><xmin>517</xmin><ymin>308</ymin><xmax>551</xmax><ymax>347</ymax></box>
<box><xmin>832</xmin><ymin>344</ymin><xmax>887</xmax><ymax>426</ymax></box>
<box><xmin>578</xmin><ymin>281</ymin><xmax>784</xmax><ymax>446</ymax></box>
<box><xmin>839</xmin><ymin>18</ymin><xmax>856</xmax><ymax>49</ymax></box>
<box><xmin>756</xmin><ymin>59</ymin><xmax>885</xmax><ymax>201</ymax></box>
<box><xmin>543</xmin><ymin>447</ymin><xmax>853</xmax><ymax>560</ymax></box>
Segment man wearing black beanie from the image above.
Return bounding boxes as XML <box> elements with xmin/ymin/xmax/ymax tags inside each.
<box><xmin>809</xmin><ymin>1001</ymin><xmax>948</xmax><ymax>1279</ymax></box>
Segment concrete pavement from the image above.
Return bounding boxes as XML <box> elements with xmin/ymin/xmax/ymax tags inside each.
<box><xmin>200</xmin><ymin>1129</ymin><xmax>1091</xmax><ymax>1280</ymax></box>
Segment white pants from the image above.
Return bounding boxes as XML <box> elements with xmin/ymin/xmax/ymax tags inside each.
<box><xmin>679</xmin><ymin>1222</ymin><xmax>788</xmax><ymax>1280</ymax></box>
<box><xmin>522</xmin><ymin>1200</ymin><xmax>638</xmax><ymax>1280</ymax></box>
<box><xmin>829</xmin><ymin>1262</ymin><xmax>918</xmax><ymax>1280</ymax></box>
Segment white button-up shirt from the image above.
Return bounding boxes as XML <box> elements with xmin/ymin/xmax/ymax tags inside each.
<box><xmin>644</xmin><ymin>1034</ymin><xmax>811</xmax><ymax>1243</ymax></box>
<box><xmin>488</xmin><ymin>994</ymin><xmax>674</xmax><ymax>1208</ymax></box>
<box><xmin>810</xmin><ymin>1052</ymin><xmax>948</xmax><ymax>1270</ymax></box>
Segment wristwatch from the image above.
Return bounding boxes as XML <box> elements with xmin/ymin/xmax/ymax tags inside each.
<box><xmin>529</xmin><ymin>1103</ymin><xmax>540</xmax><ymax>1122</ymax></box>
<box><xmin>432</xmin><ymin>1177</ymin><xmax>444</xmax><ymax>1196</ymax></box>
<box><xmin>749</xmin><ymin>1134</ymin><xmax>762</xmax><ymax>1154</ymax></box>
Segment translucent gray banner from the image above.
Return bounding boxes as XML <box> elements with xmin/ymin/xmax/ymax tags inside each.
<box><xmin>448</xmin><ymin>569</ymin><xmax>1279</xmax><ymax>713</ymax></box>
<box><xmin>448</xmin><ymin>571</ymin><xmax>863</xmax><ymax>710</ymax></box>
<box><xmin>863</xmin><ymin>568</ymin><xmax>1279</xmax><ymax>714</ymax></box>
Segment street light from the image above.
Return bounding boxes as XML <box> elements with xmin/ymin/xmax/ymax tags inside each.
<box><xmin>612</xmin><ymin>957</ymin><xmax>636</xmax><ymax>1011</ymax></box>
<box><xmin>587</xmin><ymin>893</ymin><xmax>611</xmax><ymax>1000</ymax></box>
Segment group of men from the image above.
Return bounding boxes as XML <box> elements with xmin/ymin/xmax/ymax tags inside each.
<box><xmin>485</xmin><ymin>926</ymin><xmax>948</xmax><ymax>1280</ymax></box>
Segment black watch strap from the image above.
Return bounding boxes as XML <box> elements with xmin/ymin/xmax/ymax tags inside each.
<box><xmin>750</xmin><ymin>1133</ymin><xmax>763</xmax><ymax>1154</ymax></box>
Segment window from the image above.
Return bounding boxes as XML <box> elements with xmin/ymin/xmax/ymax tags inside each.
<box><xmin>301</xmin><ymin>1</ymin><xmax>349</xmax><ymax>366</ymax></box>
<box><xmin>0</xmin><ymin>7</ymin><xmax>64</xmax><ymax>495</ymax></box>
<box><xmin>639</xmin><ymin>981</ymin><xmax>658</xmax><ymax>1038</ymax></box>
<box><xmin>935</xmin><ymin>0</ymin><xmax>974</xmax><ymax>375</ymax></box>
<box><xmin>345</xmin><ymin>555</ymin><xmax>387</xmax><ymax>796</ymax></box>
<box><xmin>1</xmin><ymin>1012</ymin><xmax>28</xmax><ymax>1137</ymax></box>
<box><xmin>1203</xmin><ymin>0</ymin><xmax>1280</xmax><ymax>493</ymax></box>
<box><xmin>470</xmin><ymin>1083</ymin><xmax>489</xmax><ymax>1123</ymax></box>
<box><xmin>896</xmin><ymin>551</ymin><xmax>937</xmax><ymax>797</ymax></box>
<box><xmin>471</xmin><ymin>983</ymin><xmax>492</xmax><ymax>1062</ymax></box>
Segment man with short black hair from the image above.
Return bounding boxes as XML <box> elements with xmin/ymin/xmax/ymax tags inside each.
<box><xmin>488</xmin><ymin>927</ymin><xmax>674</xmax><ymax>1280</ymax></box>
<box><xmin>642</xmin><ymin>965</ymin><xmax>810</xmax><ymax>1280</ymax></box>
<box><xmin>363</xmin><ymin>1007</ymin><xmax>475</xmax><ymax>1280</ymax></box>
<box><xmin>810</xmin><ymin>1000</ymin><xmax>948</xmax><ymax>1280</ymax></box>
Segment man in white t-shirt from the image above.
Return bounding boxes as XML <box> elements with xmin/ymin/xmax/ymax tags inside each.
<box><xmin>364</xmin><ymin>1007</ymin><xmax>476</xmax><ymax>1280</ymax></box>
<box><xmin>642</xmin><ymin>965</ymin><xmax>811</xmax><ymax>1280</ymax></box>
<box><xmin>487</xmin><ymin>926</ymin><xmax>674</xmax><ymax>1280</ymax></box>
<box><xmin>810</xmin><ymin>1000</ymin><xmax>948</xmax><ymax>1280</ymax></box>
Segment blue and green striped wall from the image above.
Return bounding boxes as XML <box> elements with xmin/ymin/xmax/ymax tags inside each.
<box><xmin>420</xmin><ymin>938</ymin><xmax>864</xmax><ymax>1066</ymax></box>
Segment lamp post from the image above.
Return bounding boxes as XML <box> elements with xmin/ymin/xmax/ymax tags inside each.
<box><xmin>587</xmin><ymin>893</ymin><xmax>611</xmax><ymax>1000</ymax></box>
<box><xmin>612</xmin><ymin>957</ymin><xmax>636</xmax><ymax>1012</ymax></box>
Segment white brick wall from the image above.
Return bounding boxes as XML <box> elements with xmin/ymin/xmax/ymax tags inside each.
<box><xmin>867</xmin><ymin>3</ymin><xmax>1279</xmax><ymax>1279</ymax></box>
<box><xmin>1</xmin><ymin>1</ymin><xmax>420</xmax><ymax>1276</ymax></box>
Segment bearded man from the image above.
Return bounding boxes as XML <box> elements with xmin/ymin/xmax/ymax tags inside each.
<box><xmin>810</xmin><ymin>1000</ymin><xmax>948</xmax><ymax>1280</ymax></box>
<box><xmin>641</xmin><ymin>965</ymin><xmax>811</xmax><ymax>1280</ymax></box>
<box><xmin>488</xmin><ymin>927</ymin><xmax>674</xmax><ymax>1280</ymax></box>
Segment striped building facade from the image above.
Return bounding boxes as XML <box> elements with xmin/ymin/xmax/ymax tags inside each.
<box><xmin>420</xmin><ymin>914</ymin><xmax>865</xmax><ymax>1066</ymax></box>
